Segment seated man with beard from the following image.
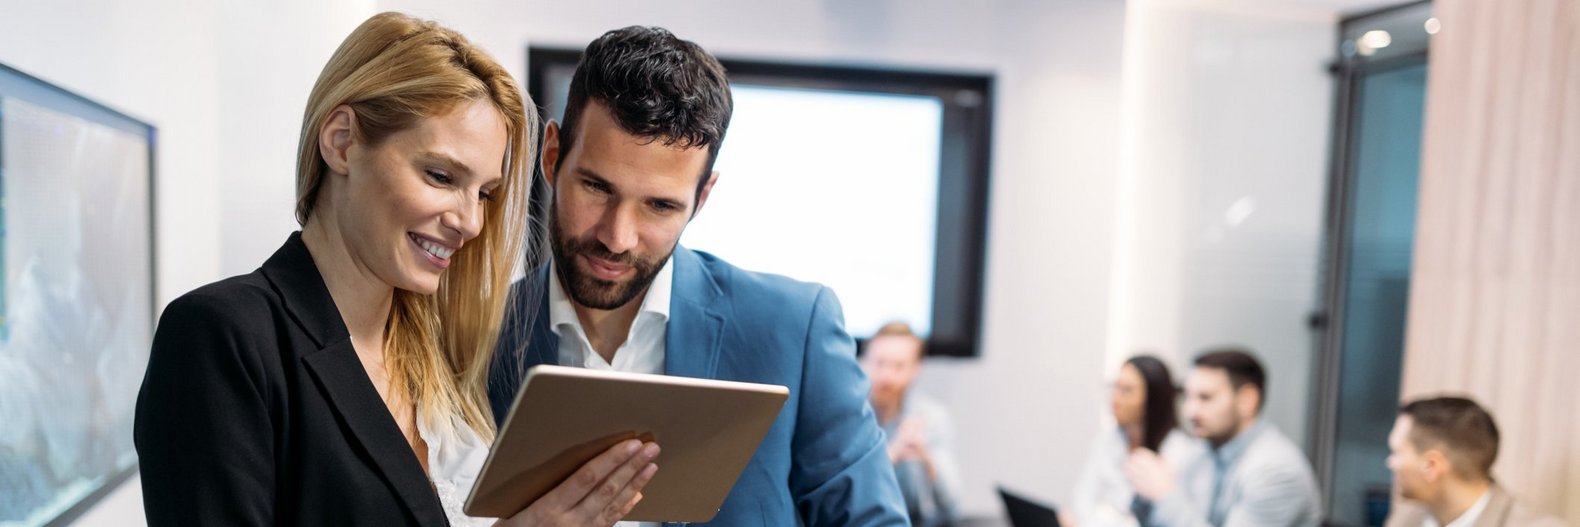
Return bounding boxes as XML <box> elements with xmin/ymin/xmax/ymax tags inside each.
<box><xmin>1124</xmin><ymin>348</ymin><xmax>1321</xmax><ymax>527</ymax></box>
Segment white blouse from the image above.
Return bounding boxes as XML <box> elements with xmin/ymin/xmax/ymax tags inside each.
<box><xmin>1068</xmin><ymin>427</ymin><xmax>1199</xmax><ymax>527</ymax></box>
<box><xmin>417</xmin><ymin>409</ymin><xmax>497</xmax><ymax>527</ymax></box>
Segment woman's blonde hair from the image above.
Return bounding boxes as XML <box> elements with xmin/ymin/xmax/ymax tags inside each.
<box><xmin>295</xmin><ymin>12</ymin><xmax>535</xmax><ymax>439</ymax></box>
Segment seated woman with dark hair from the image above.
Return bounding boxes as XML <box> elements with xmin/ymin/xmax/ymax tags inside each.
<box><xmin>1066</xmin><ymin>355</ymin><xmax>1192</xmax><ymax>527</ymax></box>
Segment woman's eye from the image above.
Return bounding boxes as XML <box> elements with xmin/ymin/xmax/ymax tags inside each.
<box><xmin>479</xmin><ymin>189</ymin><xmax>496</xmax><ymax>202</ymax></box>
<box><xmin>426</xmin><ymin>169</ymin><xmax>453</xmax><ymax>185</ymax></box>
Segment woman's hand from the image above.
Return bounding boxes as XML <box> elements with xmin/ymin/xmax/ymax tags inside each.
<box><xmin>1123</xmin><ymin>447</ymin><xmax>1175</xmax><ymax>502</ymax></box>
<box><xmin>494</xmin><ymin>439</ymin><xmax>660</xmax><ymax>526</ymax></box>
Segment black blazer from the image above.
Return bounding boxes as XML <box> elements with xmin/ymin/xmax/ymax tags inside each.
<box><xmin>134</xmin><ymin>233</ymin><xmax>450</xmax><ymax>526</ymax></box>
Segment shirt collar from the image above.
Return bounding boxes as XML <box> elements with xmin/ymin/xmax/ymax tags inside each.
<box><xmin>1212</xmin><ymin>418</ymin><xmax>1266</xmax><ymax>467</ymax></box>
<box><xmin>547</xmin><ymin>257</ymin><xmax>673</xmax><ymax>335</ymax></box>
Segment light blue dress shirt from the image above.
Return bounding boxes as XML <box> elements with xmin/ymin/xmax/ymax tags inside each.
<box><xmin>1150</xmin><ymin>420</ymin><xmax>1322</xmax><ymax>527</ymax></box>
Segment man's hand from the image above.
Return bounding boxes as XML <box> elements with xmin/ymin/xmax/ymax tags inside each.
<box><xmin>887</xmin><ymin>417</ymin><xmax>941</xmax><ymax>481</ymax></box>
<box><xmin>887</xmin><ymin>417</ymin><xmax>927</xmax><ymax>463</ymax></box>
<box><xmin>495</xmin><ymin>439</ymin><xmax>660</xmax><ymax>526</ymax></box>
<box><xmin>1124</xmin><ymin>448</ymin><xmax>1176</xmax><ymax>501</ymax></box>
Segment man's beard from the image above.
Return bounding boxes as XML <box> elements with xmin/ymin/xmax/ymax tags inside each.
<box><xmin>549</xmin><ymin>210</ymin><xmax>671</xmax><ymax>310</ymax></box>
<box><xmin>1196</xmin><ymin>413</ymin><xmax>1241</xmax><ymax>449</ymax></box>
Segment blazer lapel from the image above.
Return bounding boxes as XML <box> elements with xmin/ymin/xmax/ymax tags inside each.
<box><xmin>526</xmin><ymin>263</ymin><xmax>561</xmax><ymax>368</ymax></box>
<box><xmin>662</xmin><ymin>250</ymin><xmax>725</xmax><ymax>527</ymax></box>
<box><xmin>663</xmin><ymin>246</ymin><xmax>726</xmax><ymax>380</ymax></box>
<box><xmin>301</xmin><ymin>343</ymin><xmax>448</xmax><ymax>526</ymax></box>
<box><xmin>489</xmin><ymin>268</ymin><xmax>561</xmax><ymax>426</ymax></box>
<box><xmin>261</xmin><ymin>233</ymin><xmax>447</xmax><ymax>526</ymax></box>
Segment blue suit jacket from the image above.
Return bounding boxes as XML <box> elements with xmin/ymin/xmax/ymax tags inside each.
<box><xmin>488</xmin><ymin>246</ymin><xmax>909</xmax><ymax>526</ymax></box>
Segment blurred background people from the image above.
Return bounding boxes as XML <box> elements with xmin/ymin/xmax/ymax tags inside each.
<box><xmin>1067</xmin><ymin>355</ymin><xmax>1192</xmax><ymax>527</ymax></box>
<box><xmin>861</xmin><ymin>322</ymin><xmax>962</xmax><ymax>527</ymax></box>
<box><xmin>1385</xmin><ymin>397</ymin><xmax>1569</xmax><ymax>527</ymax></box>
<box><xmin>1126</xmin><ymin>348</ymin><xmax>1320</xmax><ymax>527</ymax></box>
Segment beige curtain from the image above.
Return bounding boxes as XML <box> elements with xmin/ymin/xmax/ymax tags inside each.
<box><xmin>1402</xmin><ymin>0</ymin><xmax>1580</xmax><ymax>522</ymax></box>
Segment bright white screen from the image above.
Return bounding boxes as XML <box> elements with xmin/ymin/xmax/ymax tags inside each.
<box><xmin>680</xmin><ymin>85</ymin><xmax>942</xmax><ymax>338</ymax></box>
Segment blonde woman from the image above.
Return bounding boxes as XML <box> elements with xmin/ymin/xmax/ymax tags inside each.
<box><xmin>133</xmin><ymin>13</ymin><xmax>656</xmax><ymax>526</ymax></box>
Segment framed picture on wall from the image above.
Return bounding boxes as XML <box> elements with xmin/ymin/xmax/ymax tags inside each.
<box><xmin>0</xmin><ymin>63</ymin><xmax>156</xmax><ymax>526</ymax></box>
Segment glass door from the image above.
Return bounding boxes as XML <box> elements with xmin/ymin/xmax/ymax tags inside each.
<box><xmin>1310</xmin><ymin>2</ymin><xmax>1433</xmax><ymax>526</ymax></box>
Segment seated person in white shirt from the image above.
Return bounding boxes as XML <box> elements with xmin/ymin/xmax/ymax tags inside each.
<box><xmin>859</xmin><ymin>322</ymin><xmax>962</xmax><ymax>527</ymax></box>
<box><xmin>1384</xmin><ymin>396</ymin><xmax>1569</xmax><ymax>527</ymax></box>
<box><xmin>1066</xmin><ymin>355</ymin><xmax>1192</xmax><ymax>527</ymax></box>
<box><xmin>1124</xmin><ymin>348</ymin><xmax>1321</xmax><ymax>527</ymax></box>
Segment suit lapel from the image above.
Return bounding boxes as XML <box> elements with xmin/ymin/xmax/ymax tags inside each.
<box><xmin>261</xmin><ymin>233</ymin><xmax>447</xmax><ymax>526</ymax></box>
<box><xmin>302</xmin><ymin>343</ymin><xmax>448</xmax><ymax>526</ymax></box>
<box><xmin>490</xmin><ymin>267</ymin><xmax>562</xmax><ymax>426</ymax></box>
<box><xmin>663</xmin><ymin>247</ymin><xmax>726</xmax><ymax>380</ymax></box>
<box><xmin>657</xmin><ymin>251</ymin><xmax>724</xmax><ymax>527</ymax></box>
<box><xmin>526</xmin><ymin>263</ymin><xmax>561</xmax><ymax>368</ymax></box>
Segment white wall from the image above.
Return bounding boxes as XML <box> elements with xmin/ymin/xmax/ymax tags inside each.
<box><xmin>0</xmin><ymin>1</ymin><xmax>371</xmax><ymax>524</ymax></box>
<box><xmin>213</xmin><ymin>1</ymin><xmax>376</xmax><ymax>275</ymax></box>
<box><xmin>1107</xmin><ymin>0</ymin><xmax>1337</xmax><ymax>451</ymax></box>
<box><xmin>0</xmin><ymin>0</ymin><xmax>223</xmax><ymax>312</ymax></box>
<box><xmin>0</xmin><ymin>0</ymin><xmax>1352</xmax><ymax>522</ymax></box>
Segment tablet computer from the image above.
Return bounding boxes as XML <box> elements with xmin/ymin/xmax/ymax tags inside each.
<box><xmin>464</xmin><ymin>365</ymin><xmax>790</xmax><ymax>522</ymax></box>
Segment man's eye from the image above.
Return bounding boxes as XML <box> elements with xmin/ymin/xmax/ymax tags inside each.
<box><xmin>426</xmin><ymin>170</ymin><xmax>453</xmax><ymax>185</ymax></box>
<box><xmin>583</xmin><ymin>180</ymin><xmax>609</xmax><ymax>193</ymax></box>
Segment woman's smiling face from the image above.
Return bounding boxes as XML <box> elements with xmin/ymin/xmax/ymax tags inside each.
<box><xmin>333</xmin><ymin>98</ymin><xmax>507</xmax><ymax>294</ymax></box>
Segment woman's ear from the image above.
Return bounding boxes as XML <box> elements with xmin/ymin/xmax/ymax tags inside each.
<box><xmin>319</xmin><ymin>105</ymin><xmax>358</xmax><ymax>176</ymax></box>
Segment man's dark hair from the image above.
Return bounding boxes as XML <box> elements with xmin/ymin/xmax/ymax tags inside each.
<box><xmin>1126</xmin><ymin>355</ymin><xmax>1180</xmax><ymax>452</ymax></box>
<box><xmin>1193</xmin><ymin>347</ymin><xmax>1267</xmax><ymax>413</ymax></box>
<box><xmin>1400</xmin><ymin>396</ymin><xmax>1500</xmax><ymax>482</ymax></box>
<box><xmin>558</xmin><ymin>26</ymin><xmax>733</xmax><ymax>204</ymax></box>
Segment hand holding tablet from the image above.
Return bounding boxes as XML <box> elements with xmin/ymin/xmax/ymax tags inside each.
<box><xmin>467</xmin><ymin>365</ymin><xmax>790</xmax><ymax>523</ymax></box>
<box><xmin>490</xmin><ymin>438</ymin><xmax>659</xmax><ymax>526</ymax></box>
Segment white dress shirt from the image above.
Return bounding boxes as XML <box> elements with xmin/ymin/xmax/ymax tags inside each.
<box><xmin>548</xmin><ymin>259</ymin><xmax>671</xmax><ymax>376</ymax></box>
<box><xmin>1424</xmin><ymin>489</ymin><xmax>1492</xmax><ymax>527</ymax></box>
<box><xmin>422</xmin><ymin>261</ymin><xmax>674</xmax><ymax>527</ymax></box>
<box><xmin>548</xmin><ymin>259</ymin><xmax>672</xmax><ymax>527</ymax></box>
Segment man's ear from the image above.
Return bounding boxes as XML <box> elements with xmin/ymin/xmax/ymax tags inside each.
<box><xmin>540</xmin><ymin>120</ymin><xmax>561</xmax><ymax>187</ymax></box>
<box><xmin>1236</xmin><ymin>385</ymin><xmax>1261</xmax><ymax>419</ymax></box>
<box><xmin>690</xmin><ymin>170</ymin><xmax>720</xmax><ymax>220</ymax></box>
<box><xmin>319</xmin><ymin>105</ymin><xmax>357</xmax><ymax>176</ymax></box>
<box><xmin>1421</xmin><ymin>449</ymin><xmax>1449</xmax><ymax>483</ymax></box>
